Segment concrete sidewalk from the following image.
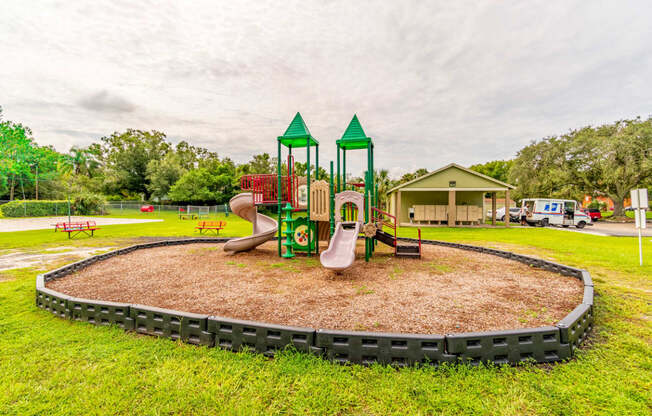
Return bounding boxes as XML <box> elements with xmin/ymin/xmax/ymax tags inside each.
<box><xmin>0</xmin><ymin>216</ymin><xmax>162</xmax><ymax>233</ymax></box>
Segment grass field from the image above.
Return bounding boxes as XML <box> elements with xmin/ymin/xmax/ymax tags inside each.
<box><xmin>1</xmin><ymin>210</ymin><xmax>650</xmax><ymax>415</ymax></box>
<box><xmin>602</xmin><ymin>210</ymin><xmax>652</xmax><ymax>220</ymax></box>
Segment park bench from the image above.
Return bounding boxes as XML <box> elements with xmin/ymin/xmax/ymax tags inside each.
<box><xmin>195</xmin><ymin>221</ymin><xmax>226</xmax><ymax>235</ymax></box>
<box><xmin>55</xmin><ymin>221</ymin><xmax>101</xmax><ymax>239</ymax></box>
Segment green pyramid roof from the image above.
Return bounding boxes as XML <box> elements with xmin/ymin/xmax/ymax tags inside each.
<box><xmin>337</xmin><ymin>114</ymin><xmax>372</xmax><ymax>150</ymax></box>
<box><xmin>278</xmin><ymin>112</ymin><xmax>318</xmax><ymax>147</ymax></box>
<box><xmin>283</xmin><ymin>112</ymin><xmax>311</xmax><ymax>137</ymax></box>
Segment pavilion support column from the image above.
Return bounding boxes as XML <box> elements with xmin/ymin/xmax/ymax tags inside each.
<box><xmin>491</xmin><ymin>192</ymin><xmax>496</xmax><ymax>226</ymax></box>
<box><xmin>448</xmin><ymin>189</ymin><xmax>456</xmax><ymax>227</ymax></box>
<box><xmin>397</xmin><ymin>190</ymin><xmax>402</xmax><ymax>225</ymax></box>
<box><xmin>504</xmin><ymin>189</ymin><xmax>510</xmax><ymax>228</ymax></box>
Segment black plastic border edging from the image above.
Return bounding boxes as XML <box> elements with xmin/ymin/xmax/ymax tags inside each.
<box><xmin>35</xmin><ymin>237</ymin><xmax>595</xmax><ymax>366</ymax></box>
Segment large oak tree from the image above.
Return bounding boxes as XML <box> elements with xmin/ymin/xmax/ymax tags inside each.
<box><xmin>510</xmin><ymin>118</ymin><xmax>652</xmax><ymax>215</ymax></box>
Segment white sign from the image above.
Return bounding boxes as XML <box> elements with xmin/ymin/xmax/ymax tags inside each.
<box><xmin>634</xmin><ymin>208</ymin><xmax>647</xmax><ymax>229</ymax></box>
<box><xmin>630</xmin><ymin>188</ymin><xmax>648</xmax><ymax>210</ymax></box>
<box><xmin>631</xmin><ymin>188</ymin><xmax>648</xmax><ymax>266</ymax></box>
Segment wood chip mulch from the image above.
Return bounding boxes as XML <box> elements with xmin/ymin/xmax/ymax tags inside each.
<box><xmin>47</xmin><ymin>242</ymin><xmax>583</xmax><ymax>334</ymax></box>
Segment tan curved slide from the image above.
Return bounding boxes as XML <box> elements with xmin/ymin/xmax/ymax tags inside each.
<box><xmin>223</xmin><ymin>193</ymin><xmax>278</xmax><ymax>254</ymax></box>
<box><xmin>320</xmin><ymin>222</ymin><xmax>360</xmax><ymax>271</ymax></box>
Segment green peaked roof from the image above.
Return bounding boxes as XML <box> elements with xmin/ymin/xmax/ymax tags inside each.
<box><xmin>337</xmin><ymin>114</ymin><xmax>372</xmax><ymax>149</ymax></box>
<box><xmin>278</xmin><ymin>112</ymin><xmax>318</xmax><ymax>147</ymax></box>
<box><xmin>283</xmin><ymin>112</ymin><xmax>311</xmax><ymax>137</ymax></box>
<box><xmin>341</xmin><ymin>115</ymin><xmax>366</xmax><ymax>140</ymax></box>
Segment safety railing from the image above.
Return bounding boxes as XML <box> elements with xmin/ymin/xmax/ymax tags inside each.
<box><xmin>240</xmin><ymin>174</ymin><xmax>298</xmax><ymax>206</ymax></box>
<box><xmin>372</xmin><ymin>207</ymin><xmax>397</xmax><ymax>254</ymax></box>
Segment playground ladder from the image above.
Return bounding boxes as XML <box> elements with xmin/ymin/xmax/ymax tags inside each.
<box><xmin>281</xmin><ymin>202</ymin><xmax>295</xmax><ymax>258</ymax></box>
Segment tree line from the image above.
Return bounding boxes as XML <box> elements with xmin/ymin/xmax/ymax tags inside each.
<box><xmin>1</xmin><ymin>106</ymin><xmax>650</xmax><ymax>215</ymax></box>
<box><xmin>0</xmin><ymin>108</ymin><xmax>328</xmax><ymax>205</ymax></box>
<box><xmin>470</xmin><ymin>117</ymin><xmax>652</xmax><ymax>216</ymax></box>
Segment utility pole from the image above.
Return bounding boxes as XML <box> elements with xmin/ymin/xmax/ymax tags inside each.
<box><xmin>35</xmin><ymin>164</ymin><xmax>39</xmax><ymax>200</ymax></box>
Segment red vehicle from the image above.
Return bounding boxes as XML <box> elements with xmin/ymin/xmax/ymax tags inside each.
<box><xmin>140</xmin><ymin>205</ymin><xmax>154</xmax><ymax>213</ymax></box>
<box><xmin>581</xmin><ymin>208</ymin><xmax>602</xmax><ymax>221</ymax></box>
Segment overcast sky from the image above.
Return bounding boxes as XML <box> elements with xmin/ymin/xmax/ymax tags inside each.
<box><xmin>1</xmin><ymin>1</ymin><xmax>651</xmax><ymax>178</ymax></box>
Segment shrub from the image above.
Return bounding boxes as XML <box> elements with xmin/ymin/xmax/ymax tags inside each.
<box><xmin>71</xmin><ymin>192</ymin><xmax>106</xmax><ymax>215</ymax></box>
<box><xmin>0</xmin><ymin>200</ymin><xmax>69</xmax><ymax>217</ymax></box>
<box><xmin>587</xmin><ymin>200</ymin><xmax>608</xmax><ymax>211</ymax></box>
<box><xmin>0</xmin><ymin>193</ymin><xmax>106</xmax><ymax>217</ymax></box>
<box><xmin>586</xmin><ymin>200</ymin><xmax>600</xmax><ymax>210</ymax></box>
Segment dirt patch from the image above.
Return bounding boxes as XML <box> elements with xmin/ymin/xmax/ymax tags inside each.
<box><xmin>0</xmin><ymin>247</ymin><xmax>115</xmax><ymax>272</ymax></box>
<box><xmin>47</xmin><ymin>242</ymin><xmax>583</xmax><ymax>334</ymax></box>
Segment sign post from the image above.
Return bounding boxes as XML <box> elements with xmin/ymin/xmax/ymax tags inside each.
<box><xmin>630</xmin><ymin>188</ymin><xmax>648</xmax><ymax>266</ymax></box>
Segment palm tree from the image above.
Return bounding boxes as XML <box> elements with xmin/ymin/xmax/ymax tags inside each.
<box><xmin>68</xmin><ymin>146</ymin><xmax>100</xmax><ymax>177</ymax></box>
<box><xmin>374</xmin><ymin>169</ymin><xmax>392</xmax><ymax>210</ymax></box>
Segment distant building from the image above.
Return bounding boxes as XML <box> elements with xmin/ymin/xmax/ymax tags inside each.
<box><xmin>582</xmin><ymin>195</ymin><xmax>630</xmax><ymax>210</ymax></box>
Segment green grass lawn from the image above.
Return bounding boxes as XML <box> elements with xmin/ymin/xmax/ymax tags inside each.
<box><xmin>1</xmin><ymin>212</ymin><xmax>651</xmax><ymax>415</ymax></box>
<box><xmin>602</xmin><ymin>210</ymin><xmax>652</xmax><ymax>220</ymax></box>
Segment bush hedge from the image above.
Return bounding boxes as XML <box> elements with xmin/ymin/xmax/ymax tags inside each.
<box><xmin>0</xmin><ymin>194</ymin><xmax>107</xmax><ymax>217</ymax></box>
<box><xmin>0</xmin><ymin>200</ymin><xmax>69</xmax><ymax>217</ymax></box>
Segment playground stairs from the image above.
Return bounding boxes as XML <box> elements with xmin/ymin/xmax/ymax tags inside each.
<box><xmin>374</xmin><ymin>229</ymin><xmax>421</xmax><ymax>258</ymax></box>
<box><xmin>395</xmin><ymin>243</ymin><xmax>420</xmax><ymax>258</ymax></box>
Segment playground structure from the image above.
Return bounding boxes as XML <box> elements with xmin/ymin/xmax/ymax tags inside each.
<box><xmin>34</xmin><ymin>113</ymin><xmax>595</xmax><ymax>368</ymax></box>
<box><xmin>223</xmin><ymin>193</ymin><xmax>277</xmax><ymax>253</ymax></box>
<box><xmin>226</xmin><ymin>112</ymin><xmax>421</xmax><ymax>269</ymax></box>
<box><xmin>320</xmin><ymin>191</ymin><xmax>364</xmax><ymax>271</ymax></box>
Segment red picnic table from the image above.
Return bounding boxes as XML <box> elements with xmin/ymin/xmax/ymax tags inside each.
<box><xmin>54</xmin><ymin>221</ymin><xmax>101</xmax><ymax>239</ymax></box>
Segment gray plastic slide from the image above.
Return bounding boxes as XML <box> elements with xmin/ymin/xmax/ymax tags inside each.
<box><xmin>223</xmin><ymin>193</ymin><xmax>278</xmax><ymax>254</ymax></box>
<box><xmin>319</xmin><ymin>221</ymin><xmax>360</xmax><ymax>271</ymax></box>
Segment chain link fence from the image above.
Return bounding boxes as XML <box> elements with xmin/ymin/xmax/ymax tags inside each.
<box><xmin>104</xmin><ymin>201</ymin><xmax>231</xmax><ymax>217</ymax></box>
<box><xmin>0</xmin><ymin>200</ymin><xmax>231</xmax><ymax>217</ymax></box>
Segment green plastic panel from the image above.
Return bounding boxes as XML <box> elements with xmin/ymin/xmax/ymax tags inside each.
<box><xmin>291</xmin><ymin>217</ymin><xmax>316</xmax><ymax>251</ymax></box>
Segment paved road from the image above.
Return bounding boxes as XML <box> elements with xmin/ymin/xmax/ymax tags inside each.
<box><xmin>0</xmin><ymin>216</ymin><xmax>162</xmax><ymax>233</ymax></box>
<box><xmin>555</xmin><ymin>221</ymin><xmax>651</xmax><ymax>237</ymax></box>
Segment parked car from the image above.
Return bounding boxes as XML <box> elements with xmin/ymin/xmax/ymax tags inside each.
<box><xmin>486</xmin><ymin>207</ymin><xmax>521</xmax><ymax>222</ymax></box>
<box><xmin>581</xmin><ymin>208</ymin><xmax>602</xmax><ymax>221</ymax></box>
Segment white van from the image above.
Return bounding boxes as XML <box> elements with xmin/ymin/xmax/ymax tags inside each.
<box><xmin>521</xmin><ymin>198</ymin><xmax>591</xmax><ymax>228</ymax></box>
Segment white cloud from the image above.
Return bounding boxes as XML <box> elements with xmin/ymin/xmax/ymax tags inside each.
<box><xmin>79</xmin><ymin>90</ymin><xmax>135</xmax><ymax>113</ymax></box>
<box><xmin>1</xmin><ymin>0</ymin><xmax>651</xmax><ymax>177</ymax></box>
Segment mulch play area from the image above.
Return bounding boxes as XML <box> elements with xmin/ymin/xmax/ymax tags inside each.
<box><xmin>47</xmin><ymin>241</ymin><xmax>583</xmax><ymax>334</ymax></box>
